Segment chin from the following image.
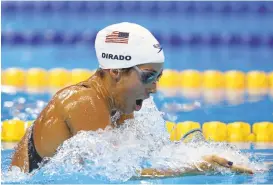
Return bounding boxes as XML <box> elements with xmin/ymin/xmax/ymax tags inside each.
<box><xmin>119</xmin><ymin>107</ymin><xmax>133</xmax><ymax>114</ymax></box>
<box><xmin>119</xmin><ymin>102</ymin><xmax>136</xmax><ymax>114</ymax></box>
<box><xmin>124</xmin><ymin>109</ymin><xmax>134</xmax><ymax>114</ymax></box>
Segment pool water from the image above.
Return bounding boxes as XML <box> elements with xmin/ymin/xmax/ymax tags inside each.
<box><xmin>1</xmin><ymin>1</ymin><xmax>273</xmax><ymax>184</ymax></box>
<box><xmin>1</xmin><ymin>148</ymin><xmax>273</xmax><ymax>184</ymax></box>
<box><xmin>1</xmin><ymin>91</ymin><xmax>273</xmax><ymax>184</ymax></box>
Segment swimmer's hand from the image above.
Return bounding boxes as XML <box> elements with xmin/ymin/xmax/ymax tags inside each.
<box><xmin>138</xmin><ymin>155</ymin><xmax>253</xmax><ymax>178</ymax></box>
<box><xmin>200</xmin><ymin>155</ymin><xmax>254</xmax><ymax>174</ymax></box>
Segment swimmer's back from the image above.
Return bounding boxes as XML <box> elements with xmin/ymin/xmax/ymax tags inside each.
<box><xmin>33</xmin><ymin>80</ymin><xmax>111</xmax><ymax>157</ymax></box>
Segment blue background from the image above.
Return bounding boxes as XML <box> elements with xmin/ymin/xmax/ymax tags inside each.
<box><xmin>2</xmin><ymin>1</ymin><xmax>273</xmax><ymax>124</ymax></box>
<box><xmin>1</xmin><ymin>2</ymin><xmax>273</xmax><ymax>183</ymax></box>
<box><xmin>2</xmin><ymin>1</ymin><xmax>273</xmax><ymax>71</ymax></box>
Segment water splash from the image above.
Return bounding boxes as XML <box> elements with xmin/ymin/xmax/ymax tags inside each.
<box><xmin>2</xmin><ymin>97</ymin><xmax>268</xmax><ymax>183</ymax></box>
<box><xmin>36</xmin><ymin>98</ymin><xmax>266</xmax><ymax>182</ymax></box>
<box><xmin>1</xmin><ymin>166</ymin><xmax>31</xmax><ymax>183</ymax></box>
<box><xmin>37</xmin><ymin>97</ymin><xmax>169</xmax><ymax>182</ymax></box>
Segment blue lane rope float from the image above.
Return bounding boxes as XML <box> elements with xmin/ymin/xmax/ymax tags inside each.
<box><xmin>2</xmin><ymin>1</ymin><xmax>273</xmax><ymax>14</ymax></box>
<box><xmin>2</xmin><ymin>32</ymin><xmax>273</xmax><ymax>48</ymax></box>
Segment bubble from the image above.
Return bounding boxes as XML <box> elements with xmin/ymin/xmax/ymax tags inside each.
<box><xmin>3</xmin><ymin>101</ymin><xmax>14</xmax><ymax>108</ymax></box>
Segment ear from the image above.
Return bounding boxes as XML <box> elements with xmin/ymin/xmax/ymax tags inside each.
<box><xmin>109</xmin><ymin>69</ymin><xmax>121</xmax><ymax>82</ymax></box>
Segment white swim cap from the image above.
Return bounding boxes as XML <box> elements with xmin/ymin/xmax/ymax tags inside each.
<box><xmin>95</xmin><ymin>22</ymin><xmax>164</xmax><ymax>69</ymax></box>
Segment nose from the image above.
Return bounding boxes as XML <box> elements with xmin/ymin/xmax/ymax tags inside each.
<box><xmin>147</xmin><ymin>81</ymin><xmax>157</xmax><ymax>94</ymax></box>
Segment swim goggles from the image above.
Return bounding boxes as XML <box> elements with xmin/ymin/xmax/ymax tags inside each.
<box><xmin>133</xmin><ymin>66</ymin><xmax>162</xmax><ymax>84</ymax></box>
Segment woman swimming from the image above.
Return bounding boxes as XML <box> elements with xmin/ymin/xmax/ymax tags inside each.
<box><xmin>10</xmin><ymin>22</ymin><xmax>253</xmax><ymax>176</ymax></box>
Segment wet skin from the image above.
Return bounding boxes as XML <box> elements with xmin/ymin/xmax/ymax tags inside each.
<box><xmin>10</xmin><ymin>63</ymin><xmax>163</xmax><ymax>172</ymax></box>
<box><xmin>10</xmin><ymin>62</ymin><xmax>254</xmax><ymax>175</ymax></box>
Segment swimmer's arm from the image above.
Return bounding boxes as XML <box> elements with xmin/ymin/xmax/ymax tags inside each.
<box><xmin>137</xmin><ymin>163</ymin><xmax>213</xmax><ymax>178</ymax></box>
<box><xmin>137</xmin><ymin>167</ymin><xmax>202</xmax><ymax>178</ymax></box>
<box><xmin>136</xmin><ymin>155</ymin><xmax>253</xmax><ymax>178</ymax></box>
<box><xmin>138</xmin><ymin>165</ymin><xmax>252</xmax><ymax>179</ymax></box>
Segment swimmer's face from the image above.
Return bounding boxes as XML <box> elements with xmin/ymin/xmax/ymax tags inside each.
<box><xmin>113</xmin><ymin>63</ymin><xmax>163</xmax><ymax>114</ymax></box>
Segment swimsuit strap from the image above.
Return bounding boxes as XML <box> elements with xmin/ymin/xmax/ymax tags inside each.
<box><xmin>28</xmin><ymin>125</ymin><xmax>43</xmax><ymax>173</ymax></box>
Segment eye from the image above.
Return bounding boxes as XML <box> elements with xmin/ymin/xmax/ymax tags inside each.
<box><xmin>142</xmin><ymin>72</ymin><xmax>157</xmax><ymax>81</ymax></box>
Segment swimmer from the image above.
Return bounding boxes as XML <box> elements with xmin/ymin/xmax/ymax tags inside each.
<box><xmin>10</xmin><ymin>22</ymin><xmax>254</xmax><ymax>176</ymax></box>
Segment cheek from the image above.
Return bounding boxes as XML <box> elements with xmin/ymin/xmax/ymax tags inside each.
<box><xmin>123</xmin><ymin>75</ymin><xmax>141</xmax><ymax>91</ymax></box>
<box><xmin>127</xmin><ymin>80</ymin><xmax>143</xmax><ymax>95</ymax></box>
<box><xmin>118</xmin><ymin>76</ymin><xmax>144</xmax><ymax>109</ymax></box>
<box><xmin>123</xmin><ymin>80</ymin><xmax>142</xmax><ymax>104</ymax></box>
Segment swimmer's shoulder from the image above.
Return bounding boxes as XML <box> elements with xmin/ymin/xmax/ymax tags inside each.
<box><xmin>52</xmin><ymin>81</ymin><xmax>108</xmax><ymax>112</ymax></box>
<box><xmin>51</xmin><ymin>82</ymin><xmax>111</xmax><ymax>133</ymax></box>
<box><xmin>52</xmin><ymin>81</ymin><xmax>96</xmax><ymax>103</ymax></box>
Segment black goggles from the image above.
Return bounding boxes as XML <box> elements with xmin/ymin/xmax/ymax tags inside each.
<box><xmin>133</xmin><ymin>66</ymin><xmax>162</xmax><ymax>84</ymax></box>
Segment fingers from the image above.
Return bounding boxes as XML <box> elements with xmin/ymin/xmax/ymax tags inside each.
<box><xmin>211</xmin><ymin>155</ymin><xmax>233</xmax><ymax>168</ymax></box>
<box><xmin>202</xmin><ymin>155</ymin><xmax>254</xmax><ymax>174</ymax></box>
<box><xmin>211</xmin><ymin>156</ymin><xmax>254</xmax><ymax>174</ymax></box>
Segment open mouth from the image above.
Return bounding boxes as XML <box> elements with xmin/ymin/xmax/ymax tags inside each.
<box><xmin>135</xmin><ymin>99</ymin><xmax>143</xmax><ymax>111</ymax></box>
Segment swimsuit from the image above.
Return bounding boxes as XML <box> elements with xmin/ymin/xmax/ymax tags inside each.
<box><xmin>28</xmin><ymin>125</ymin><xmax>43</xmax><ymax>173</ymax></box>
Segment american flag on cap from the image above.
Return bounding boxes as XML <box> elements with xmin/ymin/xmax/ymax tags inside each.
<box><xmin>105</xmin><ymin>31</ymin><xmax>129</xmax><ymax>44</ymax></box>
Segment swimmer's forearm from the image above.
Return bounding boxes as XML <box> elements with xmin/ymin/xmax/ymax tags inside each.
<box><xmin>140</xmin><ymin>168</ymin><xmax>179</xmax><ymax>177</ymax></box>
<box><xmin>138</xmin><ymin>167</ymin><xmax>202</xmax><ymax>178</ymax></box>
<box><xmin>137</xmin><ymin>163</ymin><xmax>253</xmax><ymax>178</ymax></box>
